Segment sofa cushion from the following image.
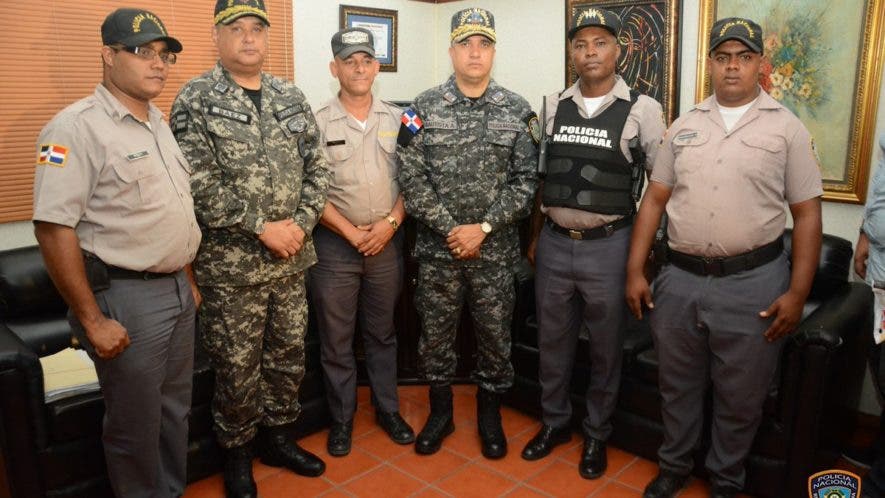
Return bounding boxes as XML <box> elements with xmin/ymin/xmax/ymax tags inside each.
<box><xmin>0</xmin><ymin>245</ymin><xmax>67</xmax><ymax>321</ymax></box>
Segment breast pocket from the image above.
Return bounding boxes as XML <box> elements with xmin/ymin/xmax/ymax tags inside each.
<box><xmin>112</xmin><ymin>157</ymin><xmax>163</xmax><ymax>207</ymax></box>
<box><xmin>423</xmin><ymin>128</ymin><xmax>464</xmax><ymax>173</ymax></box>
<box><xmin>485</xmin><ymin>129</ymin><xmax>517</xmax><ymax>172</ymax></box>
<box><xmin>377</xmin><ymin>134</ymin><xmax>398</xmax><ymax>177</ymax></box>
<box><xmin>206</xmin><ymin>117</ymin><xmax>256</xmax><ymax>166</ymax></box>
<box><xmin>672</xmin><ymin>130</ymin><xmax>710</xmax><ymax>175</ymax></box>
<box><xmin>739</xmin><ymin>135</ymin><xmax>786</xmax><ymax>181</ymax></box>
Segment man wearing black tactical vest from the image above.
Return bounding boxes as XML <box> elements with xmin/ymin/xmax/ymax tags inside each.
<box><xmin>521</xmin><ymin>7</ymin><xmax>665</xmax><ymax>480</ymax></box>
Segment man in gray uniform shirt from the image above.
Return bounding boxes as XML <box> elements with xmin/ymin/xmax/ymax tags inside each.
<box><xmin>625</xmin><ymin>17</ymin><xmax>822</xmax><ymax>498</ymax></box>
<box><xmin>312</xmin><ymin>27</ymin><xmax>414</xmax><ymax>457</ymax></box>
<box><xmin>32</xmin><ymin>8</ymin><xmax>201</xmax><ymax>498</ymax></box>
<box><xmin>521</xmin><ymin>7</ymin><xmax>665</xmax><ymax>481</ymax></box>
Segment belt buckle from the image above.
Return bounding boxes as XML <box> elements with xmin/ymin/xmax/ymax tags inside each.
<box><xmin>604</xmin><ymin>224</ymin><xmax>614</xmax><ymax>237</ymax></box>
<box><xmin>568</xmin><ymin>229</ymin><xmax>583</xmax><ymax>240</ymax></box>
<box><xmin>701</xmin><ymin>257</ymin><xmax>721</xmax><ymax>276</ymax></box>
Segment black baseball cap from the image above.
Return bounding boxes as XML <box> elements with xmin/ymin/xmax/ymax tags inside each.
<box><xmin>101</xmin><ymin>8</ymin><xmax>182</xmax><ymax>53</ymax></box>
<box><xmin>332</xmin><ymin>28</ymin><xmax>375</xmax><ymax>59</ymax></box>
<box><xmin>568</xmin><ymin>7</ymin><xmax>621</xmax><ymax>40</ymax></box>
<box><xmin>214</xmin><ymin>0</ymin><xmax>270</xmax><ymax>26</ymax></box>
<box><xmin>709</xmin><ymin>17</ymin><xmax>763</xmax><ymax>54</ymax></box>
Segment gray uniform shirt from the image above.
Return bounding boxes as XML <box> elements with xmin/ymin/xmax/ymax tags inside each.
<box><xmin>33</xmin><ymin>84</ymin><xmax>201</xmax><ymax>273</ymax></box>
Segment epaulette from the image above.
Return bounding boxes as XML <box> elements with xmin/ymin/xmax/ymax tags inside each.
<box><xmin>271</xmin><ymin>80</ymin><xmax>285</xmax><ymax>93</ymax></box>
<box><xmin>213</xmin><ymin>81</ymin><xmax>229</xmax><ymax>94</ymax></box>
<box><xmin>443</xmin><ymin>91</ymin><xmax>458</xmax><ymax>103</ymax></box>
<box><xmin>489</xmin><ymin>90</ymin><xmax>505</xmax><ymax>104</ymax></box>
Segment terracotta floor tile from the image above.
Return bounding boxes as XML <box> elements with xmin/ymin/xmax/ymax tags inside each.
<box><xmin>183</xmin><ymin>474</ymin><xmax>223</xmax><ymax>498</ymax></box>
<box><xmin>322</xmin><ymin>447</ymin><xmax>383</xmax><ymax>484</ymax></box>
<box><xmin>351</xmin><ymin>406</ymin><xmax>378</xmax><ymax>438</ymax></box>
<box><xmin>318</xmin><ymin>489</ymin><xmax>356</xmax><ymax>498</ymax></box>
<box><xmin>356</xmin><ymin>386</ymin><xmax>371</xmax><ymax>406</ymax></box>
<box><xmin>436</xmin><ymin>464</ymin><xmax>518</xmax><ymax>498</ymax></box>
<box><xmin>614</xmin><ymin>457</ymin><xmax>660</xmax><ymax>490</ymax></box>
<box><xmin>397</xmin><ymin>396</ymin><xmax>429</xmax><ymax>431</ymax></box>
<box><xmin>440</xmin><ymin>422</ymin><xmax>484</xmax><ymax>459</ymax></box>
<box><xmin>526</xmin><ymin>460</ymin><xmax>609</xmax><ymax>497</ymax></box>
<box><xmin>411</xmin><ymin>486</ymin><xmax>455</xmax><ymax>498</ymax></box>
<box><xmin>353</xmin><ymin>426</ymin><xmax>414</xmax><ymax>460</ymax></box>
<box><xmin>342</xmin><ymin>464</ymin><xmax>425</xmax><ymax>497</ymax></box>
<box><xmin>298</xmin><ymin>429</ymin><xmax>332</xmax><ymax>457</ymax></box>
<box><xmin>397</xmin><ymin>385</ymin><xmax>428</xmax><ymax>403</ymax></box>
<box><xmin>499</xmin><ymin>407</ymin><xmax>541</xmax><ymax>437</ymax></box>
<box><xmin>590</xmin><ymin>480</ymin><xmax>643</xmax><ymax>497</ymax></box>
<box><xmin>256</xmin><ymin>470</ymin><xmax>332</xmax><ymax>498</ymax></box>
<box><xmin>252</xmin><ymin>459</ymin><xmax>285</xmax><ymax>481</ymax></box>
<box><xmin>676</xmin><ymin>479</ymin><xmax>708</xmax><ymax>497</ymax></box>
<box><xmin>503</xmin><ymin>484</ymin><xmax>554</xmax><ymax>497</ymax></box>
<box><xmin>392</xmin><ymin>447</ymin><xmax>469</xmax><ymax>483</ymax></box>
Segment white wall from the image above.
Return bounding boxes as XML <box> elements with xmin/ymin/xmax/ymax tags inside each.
<box><xmin>292</xmin><ymin>0</ymin><xmax>439</xmax><ymax>109</ymax></box>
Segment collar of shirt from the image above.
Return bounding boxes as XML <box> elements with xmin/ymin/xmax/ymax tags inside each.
<box><xmin>441</xmin><ymin>74</ymin><xmax>505</xmax><ymax>107</ymax></box>
<box><xmin>325</xmin><ymin>95</ymin><xmax>387</xmax><ymax>124</ymax></box>
<box><xmin>558</xmin><ymin>75</ymin><xmax>631</xmax><ymax>119</ymax></box>
<box><xmin>93</xmin><ymin>83</ymin><xmax>163</xmax><ymax>126</ymax></box>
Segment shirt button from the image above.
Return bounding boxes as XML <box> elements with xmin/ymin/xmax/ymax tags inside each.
<box><xmin>713</xmin><ymin>186</ymin><xmax>719</xmax><ymax>191</ymax></box>
<box><xmin>717</xmin><ymin>159</ymin><xmax>722</xmax><ymax>164</ymax></box>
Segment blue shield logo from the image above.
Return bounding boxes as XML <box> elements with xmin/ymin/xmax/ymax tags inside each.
<box><xmin>808</xmin><ymin>470</ymin><xmax>861</xmax><ymax>498</ymax></box>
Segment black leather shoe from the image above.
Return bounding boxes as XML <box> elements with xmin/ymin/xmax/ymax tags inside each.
<box><xmin>476</xmin><ymin>388</ymin><xmax>507</xmax><ymax>459</ymax></box>
<box><xmin>223</xmin><ymin>444</ymin><xmax>257</xmax><ymax>498</ymax></box>
<box><xmin>377</xmin><ymin>411</ymin><xmax>415</xmax><ymax>444</ymax></box>
<box><xmin>260</xmin><ymin>430</ymin><xmax>326</xmax><ymax>477</ymax></box>
<box><xmin>710</xmin><ymin>484</ymin><xmax>740</xmax><ymax>498</ymax></box>
<box><xmin>327</xmin><ymin>421</ymin><xmax>352</xmax><ymax>457</ymax></box>
<box><xmin>415</xmin><ymin>385</ymin><xmax>454</xmax><ymax>455</ymax></box>
<box><xmin>579</xmin><ymin>437</ymin><xmax>607</xmax><ymax>479</ymax></box>
<box><xmin>521</xmin><ymin>424</ymin><xmax>571</xmax><ymax>461</ymax></box>
<box><xmin>643</xmin><ymin>470</ymin><xmax>689</xmax><ymax>498</ymax></box>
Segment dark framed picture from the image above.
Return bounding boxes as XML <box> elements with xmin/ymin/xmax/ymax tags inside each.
<box><xmin>565</xmin><ymin>0</ymin><xmax>681</xmax><ymax>124</ymax></box>
<box><xmin>339</xmin><ymin>5</ymin><xmax>398</xmax><ymax>72</ymax></box>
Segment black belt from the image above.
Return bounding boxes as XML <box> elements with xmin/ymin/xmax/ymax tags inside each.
<box><xmin>106</xmin><ymin>265</ymin><xmax>176</xmax><ymax>280</ymax></box>
<box><xmin>546</xmin><ymin>216</ymin><xmax>633</xmax><ymax>241</ymax></box>
<box><xmin>667</xmin><ymin>237</ymin><xmax>784</xmax><ymax>277</ymax></box>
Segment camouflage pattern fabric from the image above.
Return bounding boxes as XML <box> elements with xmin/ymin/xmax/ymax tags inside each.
<box><xmin>172</xmin><ymin>62</ymin><xmax>331</xmax><ymax>287</ymax></box>
<box><xmin>397</xmin><ymin>75</ymin><xmax>538</xmax><ymax>267</ymax></box>
<box><xmin>416</xmin><ymin>262</ymin><xmax>516</xmax><ymax>392</ymax></box>
<box><xmin>198</xmin><ymin>273</ymin><xmax>308</xmax><ymax>448</ymax></box>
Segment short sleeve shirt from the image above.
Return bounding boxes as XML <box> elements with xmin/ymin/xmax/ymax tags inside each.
<box><xmin>651</xmin><ymin>89</ymin><xmax>823</xmax><ymax>256</ymax></box>
<box><xmin>541</xmin><ymin>76</ymin><xmax>666</xmax><ymax>230</ymax></box>
<box><xmin>862</xmin><ymin>134</ymin><xmax>885</xmax><ymax>282</ymax></box>
<box><xmin>314</xmin><ymin>96</ymin><xmax>401</xmax><ymax>226</ymax></box>
<box><xmin>32</xmin><ymin>84</ymin><xmax>201</xmax><ymax>273</ymax></box>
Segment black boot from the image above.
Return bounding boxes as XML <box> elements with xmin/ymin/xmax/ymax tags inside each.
<box><xmin>223</xmin><ymin>443</ymin><xmax>257</xmax><ymax>498</ymax></box>
<box><xmin>476</xmin><ymin>388</ymin><xmax>507</xmax><ymax>459</ymax></box>
<box><xmin>415</xmin><ymin>384</ymin><xmax>455</xmax><ymax>455</ymax></box>
<box><xmin>259</xmin><ymin>425</ymin><xmax>326</xmax><ymax>477</ymax></box>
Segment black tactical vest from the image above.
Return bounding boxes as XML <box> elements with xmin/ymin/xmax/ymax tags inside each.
<box><xmin>543</xmin><ymin>91</ymin><xmax>638</xmax><ymax>215</ymax></box>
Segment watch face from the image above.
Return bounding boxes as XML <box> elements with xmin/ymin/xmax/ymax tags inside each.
<box><xmin>481</xmin><ymin>222</ymin><xmax>492</xmax><ymax>234</ymax></box>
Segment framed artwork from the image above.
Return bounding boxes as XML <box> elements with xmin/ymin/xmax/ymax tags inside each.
<box><xmin>565</xmin><ymin>0</ymin><xmax>682</xmax><ymax>124</ymax></box>
<box><xmin>339</xmin><ymin>5</ymin><xmax>398</xmax><ymax>72</ymax></box>
<box><xmin>696</xmin><ymin>0</ymin><xmax>885</xmax><ymax>203</ymax></box>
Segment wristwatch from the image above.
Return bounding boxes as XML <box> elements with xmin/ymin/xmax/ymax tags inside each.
<box><xmin>386</xmin><ymin>216</ymin><xmax>399</xmax><ymax>231</ymax></box>
<box><xmin>480</xmin><ymin>221</ymin><xmax>492</xmax><ymax>234</ymax></box>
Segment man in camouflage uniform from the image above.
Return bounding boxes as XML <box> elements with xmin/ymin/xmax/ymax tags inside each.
<box><xmin>397</xmin><ymin>7</ymin><xmax>539</xmax><ymax>459</ymax></box>
<box><xmin>171</xmin><ymin>1</ymin><xmax>330</xmax><ymax>496</ymax></box>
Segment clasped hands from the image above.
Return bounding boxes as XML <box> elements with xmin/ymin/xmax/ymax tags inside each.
<box><xmin>447</xmin><ymin>224</ymin><xmax>486</xmax><ymax>260</ymax></box>
<box><xmin>259</xmin><ymin>219</ymin><xmax>306</xmax><ymax>259</ymax></box>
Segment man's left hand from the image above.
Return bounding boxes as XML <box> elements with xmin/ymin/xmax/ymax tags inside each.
<box><xmin>355</xmin><ymin>219</ymin><xmax>395</xmax><ymax>257</ymax></box>
<box><xmin>760</xmin><ymin>290</ymin><xmax>805</xmax><ymax>342</ymax></box>
<box><xmin>447</xmin><ymin>224</ymin><xmax>487</xmax><ymax>259</ymax></box>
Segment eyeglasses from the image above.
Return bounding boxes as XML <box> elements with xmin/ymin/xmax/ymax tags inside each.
<box><xmin>112</xmin><ymin>45</ymin><xmax>177</xmax><ymax>65</ymax></box>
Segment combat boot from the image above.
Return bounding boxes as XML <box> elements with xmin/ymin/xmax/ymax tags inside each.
<box><xmin>223</xmin><ymin>443</ymin><xmax>257</xmax><ymax>498</ymax></box>
<box><xmin>259</xmin><ymin>424</ymin><xmax>325</xmax><ymax>477</ymax></box>
<box><xmin>476</xmin><ymin>388</ymin><xmax>507</xmax><ymax>459</ymax></box>
<box><xmin>415</xmin><ymin>384</ymin><xmax>454</xmax><ymax>455</ymax></box>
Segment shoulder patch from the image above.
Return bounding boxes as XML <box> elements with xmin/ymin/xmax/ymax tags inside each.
<box><xmin>171</xmin><ymin>111</ymin><xmax>189</xmax><ymax>135</ymax></box>
<box><xmin>524</xmin><ymin>112</ymin><xmax>540</xmax><ymax>145</ymax></box>
<box><xmin>397</xmin><ymin>107</ymin><xmax>424</xmax><ymax>146</ymax></box>
<box><xmin>37</xmin><ymin>144</ymin><xmax>68</xmax><ymax>167</ymax></box>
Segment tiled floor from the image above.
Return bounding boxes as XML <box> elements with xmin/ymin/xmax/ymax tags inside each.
<box><xmin>184</xmin><ymin>385</ymin><xmax>755</xmax><ymax>498</ymax></box>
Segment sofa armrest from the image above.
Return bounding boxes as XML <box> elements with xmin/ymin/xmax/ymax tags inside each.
<box><xmin>0</xmin><ymin>321</ymin><xmax>49</xmax><ymax>497</ymax></box>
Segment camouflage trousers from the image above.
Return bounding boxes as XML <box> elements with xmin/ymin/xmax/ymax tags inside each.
<box><xmin>199</xmin><ymin>272</ymin><xmax>308</xmax><ymax>448</ymax></box>
<box><xmin>415</xmin><ymin>260</ymin><xmax>515</xmax><ymax>392</ymax></box>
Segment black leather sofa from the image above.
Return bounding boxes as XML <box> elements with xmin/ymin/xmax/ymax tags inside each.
<box><xmin>504</xmin><ymin>230</ymin><xmax>873</xmax><ymax>498</ymax></box>
<box><xmin>0</xmin><ymin>246</ymin><xmax>329</xmax><ymax>498</ymax></box>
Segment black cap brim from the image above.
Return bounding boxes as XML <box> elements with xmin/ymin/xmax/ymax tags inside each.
<box><xmin>709</xmin><ymin>36</ymin><xmax>762</xmax><ymax>55</ymax></box>
<box><xmin>568</xmin><ymin>24</ymin><xmax>617</xmax><ymax>40</ymax></box>
<box><xmin>121</xmin><ymin>33</ymin><xmax>183</xmax><ymax>53</ymax></box>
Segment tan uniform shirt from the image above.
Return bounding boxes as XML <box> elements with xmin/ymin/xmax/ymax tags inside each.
<box><xmin>542</xmin><ymin>76</ymin><xmax>666</xmax><ymax>229</ymax></box>
<box><xmin>314</xmin><ymin>97</ymin><xmax>401</xmax><ymax>226</ymax></box>
<box><xmin>651</xmin><ymin>89</ymin><xmax>823</xmax><ymax>257</ymax></box>
<box><xmin>33</xmin><ymin>84</ymin><xmax>201</xmax><ymax>273</ymax></box>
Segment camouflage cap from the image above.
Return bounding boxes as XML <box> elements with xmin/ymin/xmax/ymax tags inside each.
<box><xmin>101</xmin><ymin>8</ymin><xmax>183</xmax><ymax>53</ymax></box>
<box><xmin>709</xmin><ymin>17</ymin><xmax>763</xmax><ymax>54</ymax></box>
<box><xmin>332</xmin><ymin>27</ymin><xmax>375</xmax><ymax>59</ymax></box>
<box><xmin>568</xmin><ymin>7</ymin><xmax>621</xmax><ymax>40</ymax></box>
<box><xmin>214</xmin><ymin>0</ymin><xmax>271</xmax><ymax>26</ymax></box>
<box><xmin>450</xmin><ymin>7</ymin><xmax>496</xmax><ymax>43</ymax></box>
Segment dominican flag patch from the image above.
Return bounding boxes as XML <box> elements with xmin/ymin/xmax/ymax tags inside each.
<box><xmin>37</xmin><ymin>144</ymin><xmax>68</xmax><ymax>167</ymax></box>
<box><xmin>398</xmin><ymin>108</ymin><xmax>424</xmax><ymax>146</ymax></box>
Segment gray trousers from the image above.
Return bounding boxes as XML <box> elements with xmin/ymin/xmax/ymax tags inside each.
<box><xmin>649</xmin><ymin>254</ymin><xmax>790</xmax><ymax>488</ymax></box>
<box><xmin>309</xmin><ymin>225</ymin><xmax>403</xmax><ymax>423</ymax></box>
<box><xmin>535</xmin><ymin>222</ymin><xmax>629</xmax><ymax>440</ymax></box>
<box><xmin>72</xmin><ymin>271</ymin><xmax>195</xmax><ymax>498</ymax></box>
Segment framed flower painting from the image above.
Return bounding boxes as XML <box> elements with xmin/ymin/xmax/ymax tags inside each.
<box><xmin>697</xmin><ymin>0</ymin><xmax>885</xmax><ymax>203</ymax></box>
